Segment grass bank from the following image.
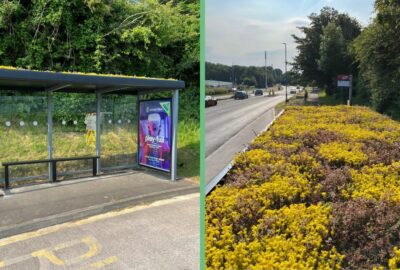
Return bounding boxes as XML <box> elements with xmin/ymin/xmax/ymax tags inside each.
<box><xmin>0</xmin><ymin>118</ymin><xmax>199</xmax><ymax>187</ymax></box>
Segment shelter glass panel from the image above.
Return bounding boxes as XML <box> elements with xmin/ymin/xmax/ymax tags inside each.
<box><xmin>0</xmin><ymin>91</ymin><xmax>48</xmax><ymax>187</ymax></box>
<box><xmin>52</xmin><ymin>92</ymin><xmax>97</xmax><ymax>180</ymax></box>
<box><xmin>100</xmin><ymin>94</ymin><xmax>137</xmax><ymax>171</ymax></box>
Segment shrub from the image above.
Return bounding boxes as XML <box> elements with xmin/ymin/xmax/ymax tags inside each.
<box><xmin>206</xmin><ymin>106</ymin><xmax>400</xmax><ymax>269</ymax></box>
<box><xmin>330</xmin><ymin>199</ymin><xmax>400</xmax><ymax>269</ymax></box>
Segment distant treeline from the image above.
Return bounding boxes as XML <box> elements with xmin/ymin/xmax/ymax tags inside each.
<box><xmin>206</xmin><ymin>62</ymin><xmax>299</xmax><ymax>88</ymax></box>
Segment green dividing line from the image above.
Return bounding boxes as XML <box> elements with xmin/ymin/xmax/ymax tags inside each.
<box><xmin>199</xmin><ymin>0</ymin><xmax>206</xmax><ymax>268</ymax></box>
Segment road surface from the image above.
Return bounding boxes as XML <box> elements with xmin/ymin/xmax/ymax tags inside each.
<box><xmin>205</xmin><ymin>89</ymin><xmax>294</xmax><ymax>190</ymax></box>
<box><xmin>0</xmin><ymin>193</ymin><xmax>199</xmax><ymax>270</ymax></box>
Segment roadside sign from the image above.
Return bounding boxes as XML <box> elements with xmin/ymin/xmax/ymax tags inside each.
<box><xmin>337</xmin><ymin>75</ymin><xmax>350</xmax><ymax>87</ymax></box>
<box><xmin>337</xmin><ymin>74</ymin><xmax>353</xmax><ymax>106</ymax></box>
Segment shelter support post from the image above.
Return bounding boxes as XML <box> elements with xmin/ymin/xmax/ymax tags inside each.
<box><xmin>47</xmin><ymin>91</ymin><xmax>53</xmax><ymax>181</ymax></box>
<box><xmin>96</xmin><ymin>92</ymin><xmax>101</xmax><ymax>174</ymax></box>
<box><xmin>136</xmin><ymin>94</ymin><xmax>140</xmax><ymax>168</ymax></box>
<box><xmin>171</xmin><ymin>89</ymin><xmax>179</xmax><ymax>181</ymax></box>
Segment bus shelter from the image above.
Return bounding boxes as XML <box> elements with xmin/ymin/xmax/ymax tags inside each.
<box><xmin>0</xmin><ymin>67</ymin><xmax>184</xmax><ymax>189</ymax></box>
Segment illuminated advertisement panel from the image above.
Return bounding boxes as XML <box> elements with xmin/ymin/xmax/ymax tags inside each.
<box><xmin>138</xmin><ymin>99</ymin><xmax>172</xmax><ymax>172</ymax></box>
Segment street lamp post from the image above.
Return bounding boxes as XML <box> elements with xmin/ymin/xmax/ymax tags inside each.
<box><xmin>282</xmin><ymin>42</ymin><xmax>288</xmax><ymax>102</ymax></box>
<box><xmin>265</xmin><ymin>51</ymin><xmax>268</xmax><ymax>95</ymax></box>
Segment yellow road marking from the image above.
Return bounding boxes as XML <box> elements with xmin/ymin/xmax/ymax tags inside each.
<box><xmin>80</xmin><ymin>236</ymin><xmax>100</xmax><ymax>259</ymax></box>
<box><xmin>31</xmin><ymin>249</ymin><xmax>65</xmax><ymax>266</ymax></box>
<box><xmin>0</xmin><ymin>193</ymin><xmax>198</xmax><ymax>248</ymax></box>
<box><xmin>0</xmin><ymin>235</ymin><xmax>102</xmax><ymax>268</ymax></box>
<box><xmin>88</xmin><ymin>256</ymin><xmax>118</xmax><ymax>269</ymax></box>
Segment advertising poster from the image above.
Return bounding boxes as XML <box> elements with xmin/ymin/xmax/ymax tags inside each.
<box><xmin>138</xmin><ymin>99</ymin><xmax>172</xmax><ymax>172</ymax></box>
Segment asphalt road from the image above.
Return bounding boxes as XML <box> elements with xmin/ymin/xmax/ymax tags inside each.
<box><xmin>205</xmin><ymin>89</ymin><xmax>294</xmax><ymax>188</ymax></box>
<box><xmin>206</xmin><ymin>90</ymin><xmax>291</xmax><ymax>157</ymax></box>
<box><xmin>0</xmin><ymin>193</ymin><xmax>199</xmax><ymax>270</ymax></box>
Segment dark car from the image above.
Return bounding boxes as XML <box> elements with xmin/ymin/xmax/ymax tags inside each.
<box><xmin>254</xmin><ymin>89</ymin><xmax>264</xmax><ymax>96</ymax></box>
<box><xmin>205</xmin><ymin>95</ymin><xmax>218</xmax><ymax>107</ymax></box>
<box><xmin>234</xmin><ymin>91</ymin><xmax>249</xmax><ymax>100</ymax></box>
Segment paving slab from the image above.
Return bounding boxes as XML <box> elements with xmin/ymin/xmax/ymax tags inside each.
<box><xmin>0</xmin><ymin>193</ymin><xmax>199</xmax><ymax>270</ymax></box>
<box><xmin>0</xmin><ymin>170</ymin><xmax>198</xmax><ymax>238</ymax></box>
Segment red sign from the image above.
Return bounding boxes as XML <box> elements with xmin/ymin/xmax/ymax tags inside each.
<box><xmin>337</xmin><ymin>75</ymin><xmax>350</xmax><ymax>81</ymax></box>
<box><xmin>337</xmin><ymin>74</ymin><xmax>351</xmax><ymax>87</ymax></box>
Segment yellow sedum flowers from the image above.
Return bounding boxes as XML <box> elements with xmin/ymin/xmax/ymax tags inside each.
<box><xmin>207</xmin><ymin>106</ymin><xmax>400</xmax><ymax>269</ymax></box>
<box><xmin>318</xmin><ymin>142</ymin><xmax>368</xmax><ymax>167</ymax></box>
<box><xmin>351</xmin><ymin>162</ymin><xmax>400</xmax><ymax>202</ymax></box>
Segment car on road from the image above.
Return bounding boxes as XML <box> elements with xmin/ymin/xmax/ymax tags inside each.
<box><xmin>254</xmin><ymin>89</ymin><xmax>264</xmax><ymax>96</ymax></box>
<box><xmin>205</xmin><ymin>95</ymin><xmax>218</xmax><ymax>107</ymax></box>
<box><xmin>234</xmin><ymin>91</ymin><xmax>249</xmax><ymax>100</ymax></box>
<box><xmin>290</xmin><ymin>88</ymin><xmax>297</xmax><ymax>94</ymax></box>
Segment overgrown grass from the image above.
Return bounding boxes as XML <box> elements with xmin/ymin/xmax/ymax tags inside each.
<box><xmin>177</xmin><ymin>119</ymin><xmax>199</xmax><ymax>180</ymax></box>
<box><xmin>0</xmin><ymin>118</ymin><xmax>199</xmax><ymax>186</ymax></box>
<box><xmin>317</xmin><ymin>90</ymin><xmax>345</xmax><ymax>105</ymax></box>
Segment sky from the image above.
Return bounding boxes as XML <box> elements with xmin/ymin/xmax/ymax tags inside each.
<box><xmin>206</xmin><ymin>0</ymin><xmax>375</xmax><ymax>71</ymax></box>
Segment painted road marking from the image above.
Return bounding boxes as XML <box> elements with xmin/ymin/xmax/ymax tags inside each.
<box><xmin>80</xmin><ymin>236</ymin><xmax>101</xmax><ymax>260</ymax></box>
<box><xmin>0</xmin><ymin>193</ymin><xmax>199</xmax><ymax>249</ymax></box>
<box><xmin>0</xmin><ymin>235</ymin><xmax>113</xmax><ymax>269</ymax></box>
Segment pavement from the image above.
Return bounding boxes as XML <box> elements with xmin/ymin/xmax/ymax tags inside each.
<box><xmin>205</xmin><ymin>90</ymin><xmax>293</xmax><ymax>190</ymax></box>
<box><xmin>0</xmin><ymin>170</ymin><xmax>198</xmax><ymax>238</ymax></box>
<box><xmin>0</xmin><ymin>193</ymin><xmax>199</xmax><ymax>270</ymax></box>
<box><xmin>213</xmin><ymin>94</ymin><xmax>232</xmax><ymax>100</ymax></box>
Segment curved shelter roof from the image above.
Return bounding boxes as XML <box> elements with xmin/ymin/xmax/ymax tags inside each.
<box><xmin>0</xmin><ymin>67</ymin><xmax>184</xmax><ymax>94</ymax></box>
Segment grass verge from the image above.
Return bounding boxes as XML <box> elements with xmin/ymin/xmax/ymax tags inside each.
<box><xmin>0</xmin><ymin>118</ymin><xmax>199</xmax><ymax>186</ymax></box>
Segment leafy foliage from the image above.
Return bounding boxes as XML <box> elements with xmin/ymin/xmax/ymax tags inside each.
<box><xmin>318</xmin><ymin>22</ymin><xmax>348</xmax><ymax>95</ymax></box>
<box><xmin>0</xmin><ymin>0</ymin><xmax>199</xmax><ymax>82</ymax></box>
<box><xmin>351</xmin><ymin>0</ymin><xmax>400</xmax><ymax>119</ymax></box>
<box><xmin>292</xmin><ymin>7</ymin><xmax>361</xmax><ymax>90</ymax></box>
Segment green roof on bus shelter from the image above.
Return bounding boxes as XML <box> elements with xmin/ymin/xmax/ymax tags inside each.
<box><xmin>0</xmin><ymin>66</ymin><xmax>185</xmax><ymax>94</ymax></box>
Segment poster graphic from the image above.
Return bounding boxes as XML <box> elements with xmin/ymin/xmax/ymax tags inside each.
<box><xmin>138</xmin><ymin>99</ymin><xmax>172</xmax><ymax>172</ymax></box>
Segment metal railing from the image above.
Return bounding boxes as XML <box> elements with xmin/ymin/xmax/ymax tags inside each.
<box><xmin>2</xmin><ymin>156</ymin><xmax>99</xmax><ymax>189</ymax></box>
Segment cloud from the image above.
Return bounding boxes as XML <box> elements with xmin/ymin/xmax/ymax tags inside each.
<box><xmin>206</xmin><ymin>0</ymin><xmax>374</xmax><ymax>70</ymax></box>
<box><xmin>206</xmin><ymin>16</ymin><xmax>308</xmax><ymax>70</ymax></box>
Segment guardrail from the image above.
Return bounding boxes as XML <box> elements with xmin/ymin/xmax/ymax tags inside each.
<box><xmin>2</xmin><ymin>156</ymin><xmax>99</xmax><ymax>189</ymax></box>
<box><xmin>205</xmin><ymin>108</ymin><xmax>285</xmax><ymax>195</ymax></box>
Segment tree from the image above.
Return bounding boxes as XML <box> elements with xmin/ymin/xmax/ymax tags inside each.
<box><xmin>242</xmin><ymin>76</ymin><xmax>257</xmax><ymax>87</ymax></box>
<box><xmin>0</xmin><ymin>0</ymin><xmax>199</xmax><ymax>122</ymax></box>
<box><xmin>0</xmin><ymin>0</ymin><xmax>199</xmax><ymax>83</ymax></box>
<box><xmin>292</xmin><ymin>7</ymin><xmax>361</xmax><ymax>87</ymax></box>
<box><xmin>318</xmin><ymin>22</ymin><xmax>348</xmax><ymax>95</ymax></box>
<box><xmin>205</xmin><ymin>62</ymin><xmax>284</xmax><ymax>87</ymax></box>
<box><xmin>351</xmin><ymin>0</ymin><xmax>400</xmax><ymax>118</ymax></box>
